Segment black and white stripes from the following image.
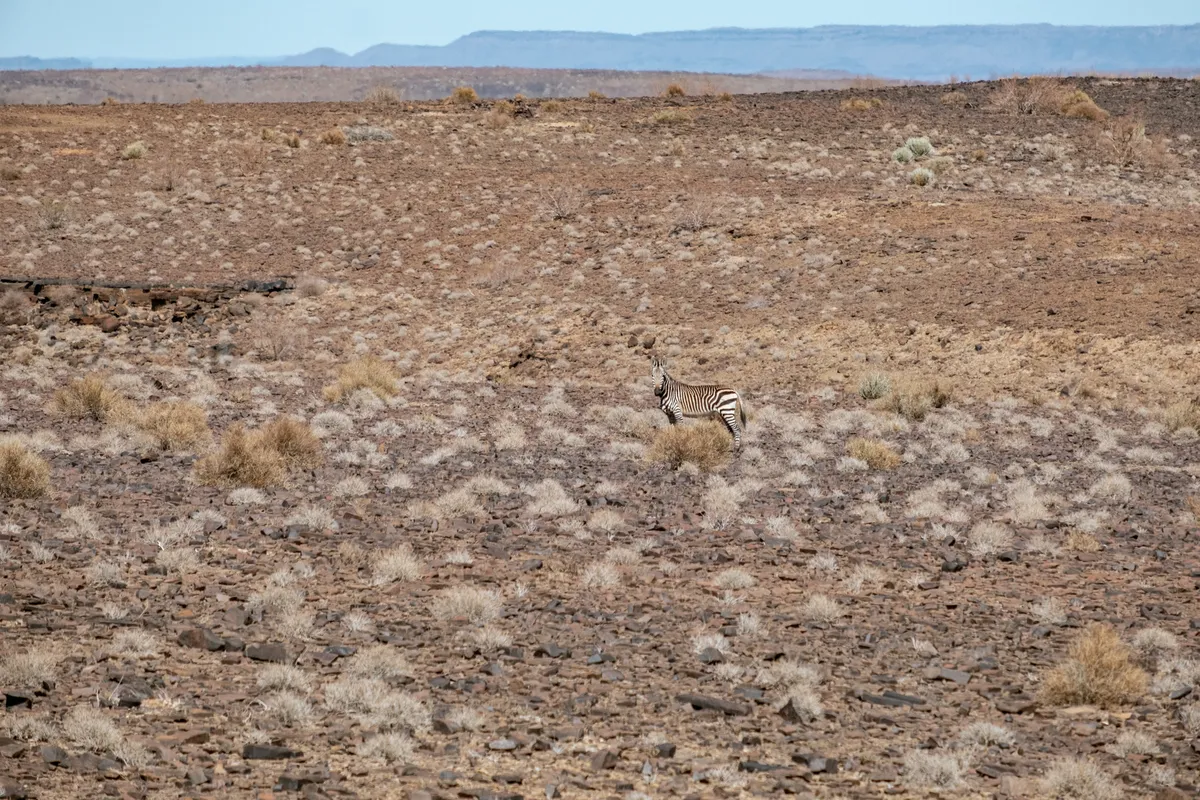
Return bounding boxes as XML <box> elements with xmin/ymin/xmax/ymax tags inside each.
<box><xmin>650</xmin><ymin>355</ymin><xmax>747</xmax><ymax>447</ymax></box>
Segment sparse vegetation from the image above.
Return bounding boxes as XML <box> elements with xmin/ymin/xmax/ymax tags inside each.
<box><xmin>194</xmin><ymin>424</ymin><xmax>285</xmax><ymax>488</ymax></box>
<box><xmin>846</xmin><ymin>437</ymin><xmax>900</xmax><ymax>469</ymax></box>
<box><xmin>647</xmin><ymin>421</ymin><xmax>731</xmax><ymax>471</ymax></box>
<box><xmin>449</xmin><ymin>86</ymin><xmax>479</xmax><ymax>104</ymax></box>
<box><xmin>137</xmin><ymin>400</ymin><xmax>210</xmax><ymax>451</ymax></box>
<box><xmin>1041</xmin><ymin>624</ymin><xmax>1148</xmax><ymax>708</ymax></box>
<box><xmin>52</xmin><ymin>375</ymin><xmax>129</xmax><ymax>422</ymax></box>
<box><xmin>323</xmin><ymin>356</ymin><xmax>400</xmax><ymax>403</ymax></box>
<box><xmin>0</xmin><ymin>438</ymin><xmax>51</xmax><ymax>499</ymax></box>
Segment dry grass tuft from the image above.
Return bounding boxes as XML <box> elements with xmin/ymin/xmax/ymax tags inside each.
<box><xmin>1060</xmin><ymin>89</ymin><xmax>1108</xmax><ymax>120</ymax></box>
<box><xmin>449</xmin><ymin>86</ymin><xmax>479</xmax><ymax>104</ymax></box>
<box><xmin>847</xmin><ymin>438</ymin><xmax>900</xmax><ymax>469</ymax></box>
<box><xmin>363</xmin><ymin>86</ymin><xmax>400</xmax><ymax>104</ymax></box>
<box><xmin>1041</xmin><ymin>624</ymin><xmax>1147</xmax><ymax>708</ymax></box>
<box><xmin>318</xmin><ymin>128</ymin><xmax>347</xmax><ymax>146</ymax></box>
<box><xmin>0</xmin><ymin>438</ymin><xmax>51</xmax><ymax>499</ymax></box>
<box><xmin>323</xmin><ymin>356</ymin><xmax>400</xmax><ymax>403</ymax></box>
<box><xmin>1</xmin><ymin>648</ymin><xmax>59</xmax><ymax>689</ymax></box>
<box><xmin>137</xmin><ymin>401</ymin><xmax>211</xmax><ymax>452</ymax></box>
<box><xmin>1040</xmin><ymin>757</ymin><xmax>1122</xmax><ymax>800</ymax></box>
<box><xmin>903</xmin><ymin>749</ymin><xmax>969</xmax><ymax>789</ymax></box>
<box><xmin>647</xmin><ymin>421</ymin><xmax>731</xmax><ymax>472</ymax></box>
<box><xmin>840</xmin><ymin>97</ymin><xmax>883</xmax><ymax>111</ymax></box>
<box><xmin>1097</xmin><ymin>115</ymin><xmax>1162</xmax><ymax>168</ymax></box>
<box><xmin>664</xmin><ymin>83</ymin><xmax>686</xmax><ymax>97</ymax></box>
<box><xmin>194</xmin><ymin>424</ymin><xmax>285</xmax><ymax>488</ymax></box>
<box><xmin>370</xmin><ymin>545</ymin><xmax>423</xmax><ymax>586</ymax></box>
<box><xmin>432</xmin><ymin>586</ymin><xmax>503</xmax><ymax>625</ymax></box>
<box><xmin>52</xmin><ymin>375</ymin><xmax>129</xmax><ymax>422</ymax></box>
<box><xmin>255</xmin><ymin>416</ymin><xmax>322</xmax><ymax>470</ymax></box>
<box><xmin>880</xmin><ymin>381</ymin><xmax>952</xmax><ymax>421</ymax></box>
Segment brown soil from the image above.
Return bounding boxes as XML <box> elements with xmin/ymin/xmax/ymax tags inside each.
<box><xmin>1</xmin><ymin>76</ymin><xmax>1199</xmax><ymax>800</ymax></box>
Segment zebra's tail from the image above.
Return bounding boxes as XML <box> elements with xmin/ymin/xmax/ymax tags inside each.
<box><xmin>738</xmin><ymin>396</ymin><xmax>748</xmax><ymax>428</ymax></box>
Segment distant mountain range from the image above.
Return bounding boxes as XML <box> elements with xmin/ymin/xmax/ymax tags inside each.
<box><xmin>4</xmin><ymin>25</ymin><xmax>1200</xmax><ymax>81</ymax></box>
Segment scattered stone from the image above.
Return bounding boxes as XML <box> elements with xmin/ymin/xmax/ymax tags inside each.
<box><xmin>245</xmin><ymin>643</ymin><xmax>292</xmax><ymax>664</ymax></box>
<box><xmin>941</xmin><ymin>558</ymin><xmax>967</xmax><ymax>572</ymax></box>
<box><xmin>738</xmin><ymin>761</ymin><xmax>784</xmax><ymax>773</ymax></box>
<box><xmin>3</xmin><ymin>692</ymin><xmax>33</xmax><ymax>710</ymax></box>
<box><xmin>0</xmin><ymin>739</ymin><xmax>26</xmax><ymax>759</ymax></box>
<box><xmin>697</xmin><ymin>647</ymin><xmax>724</xmax><ymax>664</ymax></box>
<box><xmin>243</xmin><ymin>744</ymin><xmax>302</xmax><ymax>760</ymax></box>
<box><xmin>0</xmin><ymin>779</ymin><xmax>27</xmax><ymax>799</ymax></box>
<box><xmin>778</xmin><ymin>697</ymin><xmax>819</xmax><ymax>723</ymax></box>
<box><xmin>178</xmin><ymin>627</ymin><xmax>226</xmax><ymax>651</ymax></box>
<box><xmin>40</xmin><ymin>745</ymin><xmax>68</xmax><ymax>765</ymax></box>
<box><xmin>488</xmin><ymin>739</ymin><xmax>518</xmax><ymax>751</ymax></box>
<box><xmin>534</xmin><ymin>644</ymin><xmax>570</xmax><ymax>659</ymax></box>
<box><xmin>995</xmin><ymin>697</ymin><xmax>1038</xmax><ymax>714</ymax></box>
<box><xmin>1170</xmin><ymin>686</ymin><xmax>1193</xmax><ymax>701</ymax></box>
<box><xmin>276</xmin><ymin>770</ymin><xmax>329</xmax><ymax>791</ymax></box>
<box><xmin>590</xmin><ymin>750</ymin><xmax>619</xmax><ymax>770</ymax></box>
<box><xmin>654</xmin><ymin>742</ymin><xmax>676</xmax><ymax>758</ymax></box>
<box><xmin>675</xmin><ymin>693</ymin><xmax>751</xmax><ymax>716</ymax></box>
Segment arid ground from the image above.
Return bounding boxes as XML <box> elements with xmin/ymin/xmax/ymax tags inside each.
<box><xmin>1</xmin><ymin>76</ymin><xmax>1200</xmax><ymax>800</ymax></box>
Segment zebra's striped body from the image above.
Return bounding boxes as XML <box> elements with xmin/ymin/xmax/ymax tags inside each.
<box><xmin>650</xmin><ymin>355</ymin><xmax>747</xmax><ymax>447</ymax></box>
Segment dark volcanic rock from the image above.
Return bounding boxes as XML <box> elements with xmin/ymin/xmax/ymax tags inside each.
<box><xmin>243</xmin><ymin>743</ymin><xmax>302</xmax><ymax>760</ymax></box>
<box><xmin>245</xmin><ymin>642</ymin><xmax>292</xmax><ymax>663</ymax></box>
<box><xmin>676</xmin><ymin>693</ymin><xmax>751</xmax><ymax>716</ymax></box>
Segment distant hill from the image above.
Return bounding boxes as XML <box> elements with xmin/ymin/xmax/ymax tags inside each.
<box><xmin>0</xmin><ymin>56</ymin><xmax>91</xmax><ymax>70</ymax></box>
<box><xmin>5</xmin><ymin>25</ymin><xmax>1200</xmax><ymax>81</ymax></box>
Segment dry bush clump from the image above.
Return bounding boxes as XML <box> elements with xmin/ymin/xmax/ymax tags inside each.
<box><xmin>1040</xmin><ymin>758</ymin><xmax>1122</xmax><ymax>800</ymax></box>
<box><xmin>880</xmin><ymin>381</ymin><xmax>952</xmax><ymax>421</ymax></box>
<box><xmin>664</xmin><ymin>83</ymin><xmax>686</xmax><ymax>97</ymax></box>
<box><xmin>432</xmin><ymin>586</ymin><xmax>502</xmax><ymax>624</ymax></box>
<box><xmin>323</xmin><ymin>356</ymin><xmax>400</xmax><ymax>403</ymax></box>
<box><xmin>52</xmin><ymin>375</ymin><xmax>129</xmax><ymax>422</ymax></box>
<box><xmin>653</xmin><ymin>108</ymin><xmax>693</xmax><ymax>125</ymax></box>
<box><xmin>295</xmin><ymin>275</ymin><xmax>329</xmax><ymax>298</ymax></box>
<box><xmin>1096</xmin><ymin>115</ymin><xmax>1166</xmax><ymax>169</ymax></box>
<box><xmin>120</xmin><ymin>141</ymin><xmax>146</xmax><ymax>160</ymax></box>
<box><xmin>1041</xmin><ymin>624</ymin><xmax>1148</xmax><ymax>708</ymax></box>
<box><xmin>363</xmin><ymin>86</ymin><xmax>400</xmax><ymax>104</ymax></box>
<box><xmin>254</xmin><ymin>416</ymin><xmax>322</xmax><ymax>470</ymax></box>
<box><xmin>1</xmin><ymin>648</ymin><xmax>59</xmax><ymax>690</ymax></box>
<box><xmin>449</xmin><ymin>86</ymin><xmax>479</xmax><ymax>104</ymax></box>
<box><xmin>846</xmin><ymin>437</ymin><xmax>900</xmax><ymax>469</ymax></box>
<box><xmin>647</xmin><ymin>421</ymin><xmax>731</xmax><ymax>472</ymax></box>
<box><xmin>137</xmin><ymin>401</ymin><xmax>210</xmax><ymax>452</ymax></box>
<box><xmin>989</xmin><ymin>76</ymin><xmax>1094</xmax><ymax>116</ymax></box>
<box><xmin>1060</xmin><ymin>89</ymin><xmax>1108</xmax><ymax>120</ymax></box>
<box><xmin>318</xmin><ymin>128</ymin><xmax>347</xmax><ymax>146</ymax></box>
<box><xmin>0</xmin><ymin>438</ymin><xmax>51</xmax><ymax>499</ymax></box>
<box><xmin>840</xmin><ymin>97</ymin><xmax>883</xmax><ymax>111</ymax></box>
<box><xmin>194</xmin><ymin>424</ymin><xmax>285</xmax><ymax>488</ymax></box>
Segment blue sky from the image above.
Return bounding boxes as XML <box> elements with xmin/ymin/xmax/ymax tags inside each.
<box><xmin>1</xmin><ymin>0</ymin><xmax>1196</xmax><ymax>59</ymax></box>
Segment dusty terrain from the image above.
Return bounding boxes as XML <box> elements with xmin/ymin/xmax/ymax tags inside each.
<box><xmin>0</xmin><ymin>66</ymin><xmax>904</xmax><ymax>106</ymax></box>
<box><xmin>1</xmin><ymin>76</ymin><xmax>1200</xmax><ymax>800</ymax></box>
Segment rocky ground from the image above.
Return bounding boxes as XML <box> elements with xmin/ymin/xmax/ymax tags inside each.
<box><xmin>1</xmin><ymin>76</ymin><xmax>1199</xmax><ymax>799</ymax></box>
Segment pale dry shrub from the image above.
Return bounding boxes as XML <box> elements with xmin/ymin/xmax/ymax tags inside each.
<box><xmin>1031</xmin><ymin>597</ymin><xmax>1068</xmax><ymax>626</ymax></box>
<box><xmin>605</xmin><ymin>546</ymin><xmax>641</xmax><ymax>565</ymax></box>
<box><xmin>63</xmin><ymin>706</ymin><xmax>122</xmax><ymax>752</ymax></box>
<box><xmin>691</xmin><ymin>632</ymin><xmax>730</xmax><ymax>654</ymax></box>
<box><xmin>1109</xmin><ymin>729</ymin><xmax>1158</xmax><ymax>757</ymax></box>
<box><xmin>1066</xmin><ymin>530</ymin><xmax>1101</xmax><ymax>552</ymax></box>
<box><xmin>1041</xmin><ymin>624</ymin><xmax>1148</xmax><ymax>708</ymax></box>
<box><xmin>524</xmin><ymin>479</ymin><xmax>578</xmax><ymax>517</ymax></box>
<box><xmin>765</xmin><ymin>516</ymin><xmax>799</xmax><ymax>540</ymax></box>
<box><xmin>52</xmin><ymin>375</ymin><xmax>129</xmax><ymax>422</ymax></box>
<box><xmin>347</xmin><ymin>645</ymin><xmax>413</xmax><ymax>680</ymax></box>
<box><xmin>256</xmin><ymin>416</ymin><xmax>322</xmax><ymax>469</ymax></box>
<box><xmin>702</xmin><ymin>475</ymin><xmax>742</xmax><ymax>530</ymax></box>
<box><xmin>443</xmin><ymin>549</ymin><xmax>473</xmax><ymax>565</ymax></box>
<box><xmin>229</xmin><ymin>487</ymin><xmax>266</xmax><ymax>505</ymax></box>
<box><xmin>120</xmin><ymin>141</ymin><xmax>146</xmax><ymax>160</ymax></box>
<box><xmin>647</xmin><ymin>421</ymin><xmax>731</xmax><ymax>472</ymax></box>
<box><xmin>967</xmin><ymin>522</ymin><xmax>1013</xmax><ymax>558</ymax></box>
<box><xmin>194</xmin><ymin>424</ymin><xmax>284</xmax><ymax>488</ymax></box>
<box><xmin>359</xmin><ymin>732</ymin><xmax>414</xmax><ymax>763</ymax></box>
<box><xmin>903</xmin><ymin>749</ymin><xmax>968</xmax><ymax>789</ymax></box>
<box><xmin>318</xmin><ymin>128</ymin><xmax>347</xmax><ymax>146</ymax></box>
<box><xmin>490</xmin><ymin>418</ymin><xmax>527</xmax><ymax>449</ymax></box>
<box><xmin>286</xmin><ymin>505</ymin><xmax>337</xmax><ymax>530</ymax></box>
<box><xmin>2</xmin><ymin>714</ymin><xmax>57</xmax><ymax>742</ymax></box>
<box><xmin>468</xmin><ymin>625</ymin><xmax>513</xmax><ymax>650</ymax></box>
<box><xmin>370</xmin><ymin>545</ymin><xmax>423</xmax><ymax>586</ymax></box>
<box><xmin>736</xmin><ymin>612</ymin><xmax>762</xmax><ymax>637</ymax></box>
<box><xmin>1040</xmin><ymin>758</ymin><xmax>1122</xmax><ymax>800</ymax></box>
<box><xmin>108</xmin><ymin>629</ymin><xmax>161</xmax><ymax>658</ymax></box>
<box><xmin>1178</xmin><ymin>704</ymin><xmax>1200</xmax><ymax>734</ymax></box>
<box><xmin>449</xmin><ymin>85</ymin><xmax>478</xmax><ymax>104</ymax></box>
<box><xmin>156</xmin><ymin>547</ymin><xmax>199</xmax><ymax>574</ymax></box>
<box><xmin>1132</xmin><ymin>627</ymin><xmax>1179</xmax><ymax>662</ymax></box>
<box><xmin>341</xmin><ymin>609</ymin><xmax>374</xmax><ymax>633</ymax></box>
<box><xmin>581</xmin><ymin>561</ymin><xmax>621</xmax><ymax>588</ymax></box>
<box><xmin>800</xmin><ymin>593</ymin><xmax>842</xmax><ymax>623</ymax></box>
<box><xmin>1</xmin><ymin>648</ymin><xmax>59</xmax><ymax>690</ymax></box>
<box><xmin>259</xmin><ymin>691</ymin><xmax>315</xmax><ymax>727</ymax></box>
<box><xmin>137</xmin><ymin>401</ymin><xmax>210</xmax><ymax>451</ymax></box>
<box><xmin>957</xmin><ymin>721</ymin><xmax>1015</xmax><ymax>748</ymax></box>
<box><xmin>586</xmin><ymin>508</ymin><xmax>625</xmax><ymax>534</ymax></box>
<box><xmin>323</xmin><ymin>356</ymin><xmax>400</xmax><ymax>403</ymax></box>
<box><xmin>715</xmin><ymin>568</ymin><xmax>755</xmax><ymax>590</ymax></box>
<box><xmin>257</xmin><ymin>664</ymin><xmax>312</xmax><ymax>693</ymax></box>
<box><xmin>859</xmin><ymin>373</ymin><xmax>891</xmax><ymax>400</ymax></box>
<box><xmin>334</xmin><ymin>477</ymin><xmax>369</xmax><ymax>499</ymax></box>
<box><xmin>847</xmin><ymin>437</ymin><xmax>900</xmax><ymax>469</ymax></box>
<box><xmin>432</xmin><ymin>586</ymin><xmax>502</xmax><ymax>624</ymax></box>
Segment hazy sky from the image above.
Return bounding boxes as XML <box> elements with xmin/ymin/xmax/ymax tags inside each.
<box><xmin>2</xmin><ymin>0</ymin><xmax>1196</xmax><ymax>58</ymax></box>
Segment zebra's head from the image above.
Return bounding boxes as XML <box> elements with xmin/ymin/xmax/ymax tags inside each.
<box><xmin>650</xmin><ymin>355</ymin><xmax>667</xmax><ymax>396</ymax></box>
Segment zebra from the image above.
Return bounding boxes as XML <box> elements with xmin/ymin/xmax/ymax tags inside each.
<box><xmin>650</xmin><ymin>355</ymin><xmax>748</xmax><ymax>447</ymax></box>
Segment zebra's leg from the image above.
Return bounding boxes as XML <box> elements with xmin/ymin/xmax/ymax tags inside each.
<box><xmin>663</xmin><ymin>405</ymin><xmax>680</xmax><ymax>425</ymax></box>
<box><xmin>720</xmin><ymin>410</ymin><xmax>742</xmax><ymax>448</ymax></box>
